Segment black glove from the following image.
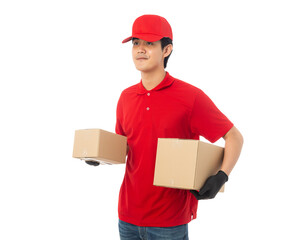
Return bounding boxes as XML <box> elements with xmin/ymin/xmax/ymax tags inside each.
<box><xmin>85</xmin><ymin>160</ymin><xmax>100</xmax><ymax>166</ymax></box>
<box><xmin>190</xmin><ymin>170</ymin><xmax>228</xmax><ymax>200</ymax></box>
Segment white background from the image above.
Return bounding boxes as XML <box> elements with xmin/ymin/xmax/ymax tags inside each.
<box><xmin>1</xmin><ymin>0</ymin><xmax>307</xmax><ymax>239</ymax></box>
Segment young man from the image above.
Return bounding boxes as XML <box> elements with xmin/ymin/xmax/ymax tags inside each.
<box><xmin>115</xmin><ymin>14</ymin><xmax>243</xmax><ymax>239</ymax></box>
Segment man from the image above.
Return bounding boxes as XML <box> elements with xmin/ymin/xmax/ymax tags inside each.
<box><xmin>90</xmin><ymin>14</ymin><xmax>243</xmax><ymax>239</ymax></box>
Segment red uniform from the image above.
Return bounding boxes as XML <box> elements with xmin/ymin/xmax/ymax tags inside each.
<box><xmin>115</xmin><ymin>72</ymin><xmax>233</xmax><ymax>227</ymax></box>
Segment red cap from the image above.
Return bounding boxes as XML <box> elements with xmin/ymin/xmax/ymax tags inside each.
<box><xmin>122</xmin><ymin>15</ymin><xmax>173</xmax><ymax>43</ymax></box>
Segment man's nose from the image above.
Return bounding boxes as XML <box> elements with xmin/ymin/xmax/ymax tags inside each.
<box><xmin>137</xmin><ymin>43</ymin><xmax>146</xmax><ymax>53</ymax></box>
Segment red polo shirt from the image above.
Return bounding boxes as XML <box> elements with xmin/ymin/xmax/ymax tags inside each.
<box><xmin>115</xmin><ymin>72</ymin><xmax>233</xmax><ymax>227</ymax></box>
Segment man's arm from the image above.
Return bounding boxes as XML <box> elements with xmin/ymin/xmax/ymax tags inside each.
<box><xmin>190</xmin><ymin>126</ymin><xmax>243</xmax><ymax>200</ymax></box>
<box><xmin>221</xmin><ymin>125</ymin><xmax>244</xmax><ymax>176</ymax></box>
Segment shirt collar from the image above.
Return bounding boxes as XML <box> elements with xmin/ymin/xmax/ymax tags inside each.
<box><xmin>137</xmin><ymin>72</ymin><xmax>175</xmax><ymax>94</ymax></box>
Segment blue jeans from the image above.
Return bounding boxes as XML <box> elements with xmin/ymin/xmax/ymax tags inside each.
<box><xmin>118</xmin><ymin>219</ymin><xmax>189</xmax><ymax>240</ymax></box>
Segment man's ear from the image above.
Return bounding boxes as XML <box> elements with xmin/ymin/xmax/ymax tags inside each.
<box><xmin>163</xmin><ymin>44</ymin><xmax>173</xmax><ymax>58</ymax></box>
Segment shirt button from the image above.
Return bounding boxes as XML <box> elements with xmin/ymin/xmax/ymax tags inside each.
<box><xmin>146</xmin><ymin>107</ymin><xmax>150</xmax><ymax>111</ymax></box>
<box><xmin>147</xmin><ymin>93</ymin><xmax>150</xmax><ymax>96</ymax></box>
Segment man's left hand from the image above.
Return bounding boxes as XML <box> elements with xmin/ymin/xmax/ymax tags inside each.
<box><xmin>190</xmin><ymin>170</ymin><xmax>228</xmax><ymax>200</ymax></box>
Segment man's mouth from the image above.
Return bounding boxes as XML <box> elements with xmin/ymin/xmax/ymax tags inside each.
<box><xmin>136</xmin><ymin>56</ymin><xmax>148</xmax><ymax>60</ymax></box>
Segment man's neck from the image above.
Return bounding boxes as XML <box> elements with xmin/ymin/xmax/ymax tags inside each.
<box><xmin>141</xmin><ymin>69</ymin><xmax>166</xmax><ymax>91</ymax></box>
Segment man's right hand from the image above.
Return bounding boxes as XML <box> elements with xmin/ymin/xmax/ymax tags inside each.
<box><xmin>85</xmin><ymin>160</ymin><xmax>100</xmax><ymax>166</ymax></box>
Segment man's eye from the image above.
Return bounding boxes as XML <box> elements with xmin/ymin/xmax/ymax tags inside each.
<box><xmin>133</xmin><ymin>41</ymin><xmax>139</xmax><ymax>45</ymax></box>
<box><xmin>147</xmin><ymin>42</ymin><xmax>153</xmax><ymax>45</ymax></box>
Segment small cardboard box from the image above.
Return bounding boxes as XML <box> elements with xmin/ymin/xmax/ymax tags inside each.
<box><xmin>154</xmin><ymin>138</ymin><xmax>225</xmax><ymax>192</ymax></box>
<box><xmin>72</xmin><ymin>129</ymin><xmax>127</xmax><ymax>165</ymax></box>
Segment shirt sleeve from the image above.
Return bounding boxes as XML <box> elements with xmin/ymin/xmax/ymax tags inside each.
<box><xmin>189</xmin><ymin>89</ymin><xmax>233</xmax><ymax>143</ymax></box>
<box><xmin>115</xmin><ymin>92</ymin><xmax>126</xmax><ymax>136</ymax></box>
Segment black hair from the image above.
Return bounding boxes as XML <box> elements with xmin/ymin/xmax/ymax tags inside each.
<box><xmin>131</xmin><ymin>37</ymin><xmax>173</xmax><ymax>69</ymax></box>
<box><xmin>160</xmin><ymin>37</ymin><xmax>173</xmax><ymax>68</ymax></box>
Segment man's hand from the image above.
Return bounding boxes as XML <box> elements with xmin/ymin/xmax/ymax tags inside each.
<box><xmin>85</xmin><ymin>160</ymin><xmax>100</xmax><ymax>166</ymax></box>
<box><xmin>190</xmin><ymin>170</ymin><xmax>228</xmax><ymax>200</ymax></box>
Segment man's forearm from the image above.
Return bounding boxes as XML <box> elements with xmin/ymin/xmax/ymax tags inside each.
<box><xmin>221</xmin><ymin>126</ymin><xmax>244</xmax><ymax>176</ymax></box>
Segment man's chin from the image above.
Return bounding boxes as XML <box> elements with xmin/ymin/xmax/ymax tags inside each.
<box><xmin>135</xmin><ymin>66</ymin><xmax>151</xmax><ymax>72</ymax></box>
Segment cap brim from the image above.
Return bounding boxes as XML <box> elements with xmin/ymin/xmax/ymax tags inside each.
<box><xmin>122</xmin><ymin>37</ymin><xmax>132</xmax><ymax>43</ymax></box>
<box><xmin>122</xmin><ymin>33</ymin><xmax>163</xmax><ymax>44</ymax></box>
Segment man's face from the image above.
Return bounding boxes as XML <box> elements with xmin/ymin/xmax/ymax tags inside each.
<box><xmin>132</xmin><ymin>38</ymin><xmax>169</xmax><ymax>73</ymax></box>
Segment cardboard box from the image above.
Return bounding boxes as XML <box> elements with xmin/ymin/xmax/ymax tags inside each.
<box><xmin>153</xmin><ymin>138</ymin><xmax>225</xmax><ymax>192</ymax></box>
<box><xmin>72</xmin><ymin>129</ymin><xmax>127</xmax><ymax>165</ymax></box>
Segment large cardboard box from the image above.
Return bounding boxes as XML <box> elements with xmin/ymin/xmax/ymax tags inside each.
<box><xmin>153</xmin><ymin>138</ymin><xmax>225</xmax><ymax>192</ymax></box>
<box><xmin>72</xmin><ymin>129</ymin><xmax>127</xmax><ymax>165</ymax></box>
